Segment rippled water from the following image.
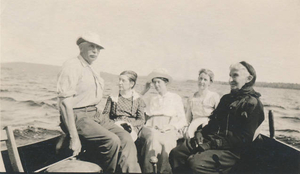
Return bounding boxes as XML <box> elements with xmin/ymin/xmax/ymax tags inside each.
<box><xmin>1</xmin><ymin>63</ymin><xmax>300</xmax><ymax>148</ymax></box>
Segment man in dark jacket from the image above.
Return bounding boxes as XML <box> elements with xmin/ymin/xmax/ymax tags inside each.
<box><xmin>169</xmin><ymin>61</ymin><xmax>265</xmax><ymax>174</ymax></box>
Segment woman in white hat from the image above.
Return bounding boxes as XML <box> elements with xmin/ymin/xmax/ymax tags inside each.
<box><xmin>139</xmin><ymin>68</ymin><xmax>187</xmax><ymax>173</ymax></box>
<box><xmin>185</xmin><ymin>69</ymin><xmax>220</xmax><ymax>138</ymax></box>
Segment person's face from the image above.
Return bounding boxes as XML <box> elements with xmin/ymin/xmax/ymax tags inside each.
<box><xmin>119</xmin><ymin>75</ymin><xmax>134</xmax><ymax>92</ymax></box>
<box><xmin>80</xmin><ymin>42</ymin><xmax>102</xmax><ymax>64</ymax></box>
<box><xmin>152</xmin><ymin>78</ymin><xmax>168</xmax><ymax>94</ymax></box>
<box><xmin>198</xmin><ymin>73</ymin><xmax>211</xmax><ymax>90</ymax></box>
<box><xmin>229</xmin><ymin>68</ymin><xmax>250</xmax><ymax>90</ymax></box>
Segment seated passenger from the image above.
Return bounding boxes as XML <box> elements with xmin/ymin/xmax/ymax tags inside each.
<box><xmin>185</xmin><ymin>69</ymin><xmax>220</xmax><ymax>138</ymax></box>
<box><xmin>57</xmin><ymin>33</ymin><xmax>141</xmax><ymax>173</ymax></box>
<box><xmin>170</xmin><ymin>61</ymin><xmax>265</xmax><ymax>174</ymax></box>
<box><xmin>102</xmin><ymin>70</ymin><xmax>146</xmax><ymax>141</ymax></box>
<box><xmin>140</xmin><ymin>68</ymin><xmax>187</xmax><ymax>173</ymax></box>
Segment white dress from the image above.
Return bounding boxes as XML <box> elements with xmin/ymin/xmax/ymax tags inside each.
<box><xmin>186</xmin><ymin>90</ymin><xmax>220</xmax><ymax>138</ymax></box>
<box><xmin>140</xmin><ymin>91</ymin><xmax>187</xmax><ymax>173</ymax></box>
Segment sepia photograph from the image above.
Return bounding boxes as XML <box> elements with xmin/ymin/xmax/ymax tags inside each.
<box><xmin>1</xmin><ymin>0</ymin><xmax>300</xmax><ymax>173</ymax></box>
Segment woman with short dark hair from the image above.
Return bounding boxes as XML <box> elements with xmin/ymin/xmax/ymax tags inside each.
<box><xmin>102</xmin><ymin>70</ymin><xmax>146</xmax><ymax>142</ymax></box>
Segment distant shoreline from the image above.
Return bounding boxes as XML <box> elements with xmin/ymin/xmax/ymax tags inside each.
<box><xmin>184</xmin><ymin>80</ymin><xmax>300</xmax><ymax>91</ymax></box>
<box><xmin>216</xmin><ymin>81</ymin><xmax>300</xmax><ymax>90</ymax></box>
<box><xmin>2</xmin><ymin>62</ymin><xmax>300</xmax><ymax>90</ymax></box>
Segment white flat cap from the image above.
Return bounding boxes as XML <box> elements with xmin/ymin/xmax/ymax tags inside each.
<box><xmin>76</xmin><ymin>32</ymin><xmax>104</xmax><ymax>49</ymax></box>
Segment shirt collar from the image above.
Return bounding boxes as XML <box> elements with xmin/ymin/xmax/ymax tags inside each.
<box><xmin>158</xmin><ymin>91</ymin><xmax>170</xmax><ymax>98</ymax></box>
<box><xmin>110</xmin><ymin>89</ymin><xmax>140</xmax><ymax>103</ymax></box>
<box><xmin>78</xmin><ymin>55</ymin><xmax>90</xmax><ymax>67</ymax></box>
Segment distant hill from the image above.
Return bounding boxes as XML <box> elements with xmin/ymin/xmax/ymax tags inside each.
<box><xmin>2</xmin><ymin>62</ymin><xmax>299</xmax><ymax>90</ymax></box>
<box><xmin>1</xmin><ymin>62</ymin><xmax>61</xmax><ymax>74</ymax></box>
<box><xmin>186</xmin><ymin>80</ymin><xmax>300</xmax><ymax>90</ymax></box>
<box><xmin>255</xmin><ymin>81</ymin><xmax>300</xmax><ymax>90</ymax></box>
<box><xmin>0</xmin><ymin>62</ymin><xmax>132</xmax><ymax>82</ymax></box>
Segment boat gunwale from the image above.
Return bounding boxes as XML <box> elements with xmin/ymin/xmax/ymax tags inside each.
<box><xmin>259</xmin><ymin>133</ymin><xmax>300</xmax><ymax>152</ymax></box>
<box><xmin>2</xmin><ymin>133</ymin><xmax>300</xmax><ymax>152</ymax></box>
<box><xmin>1</xmin><ymin>134</ymin><xmax>62</xmax><ymax>151</ymax></box>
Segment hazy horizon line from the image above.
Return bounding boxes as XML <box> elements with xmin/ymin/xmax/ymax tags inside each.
<box><xmin>1</xmin><ymin>61</ymin><xmax>299</xmax><ymax>85</ymax></box>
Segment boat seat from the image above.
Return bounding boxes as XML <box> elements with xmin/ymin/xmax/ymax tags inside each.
<box><xmin>1</xmin><ymin>126</ymin><xmax>102</xmax><ymax>173</ymax></box>
<box><xmin>45</xmin><ymin>158</ymin><xmax>102</xmax><ymax>173</ymax></box>
<box><xmin>44</xmin><ymin>134</ymin><xmax>102</xmax><ymax>173</ymax></box>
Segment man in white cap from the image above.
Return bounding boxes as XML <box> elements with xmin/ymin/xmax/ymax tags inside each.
<box><xmin>57</xmin><ymin>32</ymin><xmax>141</xmax><ymax>173</ymax></box>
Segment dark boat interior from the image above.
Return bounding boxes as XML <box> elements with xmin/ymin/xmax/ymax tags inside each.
<box><xmin>1</xmin><ymin>133</ymin><xmax>300</xmax><ymax>173</ymax></box>
<box><xmin>1</xmin><ymin>110</ymin><xmax>300</xmax><ymax>173</ymax></box>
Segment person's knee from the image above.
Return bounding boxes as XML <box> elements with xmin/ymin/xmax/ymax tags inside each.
<box><xmin>188</xmin><ymin>157</ymin><xmax>197</xmax><ymax>172</ymax></box>
<box><xmin>118</xmin><ymin>132</ymin><xmax>135</xmax><ymax>148</ymax></box>
<box><xmin>169</xmin><ymin>148</ymin><xmax>178</xmax><ymax>162</ymax></box>
<box><xmin>169</xmin><ymin>142</ymin><xmax>189</xmax><ymax>161</ymax></box>
<box><xmin>107</xmin><ymin>134</ymin><xmax>121</xmax><ymax>149</ymax></box>
<box><xmin>188</xmin><ymin>152</ymin><xmax>215</xmax><ymax>173</ymax></box>
<box><xmin>144</xmin><ymin>134</ymin><xmax>154</xmax><ymax>144</ymax></box>
<box><xmin>169</xmin><ymin>149</ymin><xmax>176</xmax><ymax>167</ymax></box>
<box><xmin>187</xmin><ymin>154</ymin><xmax>205</xmax><ymax>172</ymax></box>
<box><xmin>123</xmin><ymin>132</ymin><xmax>133</xmax><ymax>143</ymax></box>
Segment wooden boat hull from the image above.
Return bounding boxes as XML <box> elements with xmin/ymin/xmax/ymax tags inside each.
<box><xmin>1</xmin><ymin>135</ymin><xmax>69</xmax><ymax>172</ymax></box>
<box><xmin>232</xmin><ymin>134</ymin><xmax>300</xmax><ymax>174</ymax></box>
<box><xmin>1</xmin><ymin>134</ymin><xmax>300</xmax><ymax>173</ymax></box>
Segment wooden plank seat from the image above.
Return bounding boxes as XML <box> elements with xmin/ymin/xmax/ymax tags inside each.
<box><xmin>45</xmin><ymin>158</ymin><xmax>102</xmax><ymax>173</ymax></box>
<box><xmin>1</xmin><ymin>126</ymin><xmax>102</xmax><ymax>173</ymax></box>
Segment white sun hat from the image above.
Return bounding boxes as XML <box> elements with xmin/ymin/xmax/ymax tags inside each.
<box><xmin>147</xmin><ymin>68</ymin><xmax>173</xmax><ymax>83</ymax></box>
<box><xmin>76</xmin><ymin>32</ymin><xmax>104</xmax><ymax>49</ymax></box>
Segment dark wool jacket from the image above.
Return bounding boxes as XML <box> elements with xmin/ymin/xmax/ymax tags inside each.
<box><xmin>200</xmin><ymin>86</ymin><xmax>265</xmax><ymax>155</ymax></box>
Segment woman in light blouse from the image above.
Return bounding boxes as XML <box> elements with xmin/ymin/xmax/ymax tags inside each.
<box><xmin>140</xmin><ymin>68</ymin><xmax>187</xmax><ymax>174</ymax></box>
<box><xmin>185</xmin><ymin>69</ymin><xmax>220</xmax><ymax>138</ymax></box>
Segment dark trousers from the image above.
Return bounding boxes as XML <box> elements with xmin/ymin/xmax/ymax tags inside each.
<box><xmin>169</xmin><ymin>140</ymin><xmax>239</xmax><ymax>174</ymax></box>
<box><xmin>60</xmin><ymin>108</ymin><xmax>141</xmax><ymax>173</ymax></box>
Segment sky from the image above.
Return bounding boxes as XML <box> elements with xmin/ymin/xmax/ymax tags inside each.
<box><xmin>1</xmin><ymin>0</ymin><xmax>300</xmax><ymax>83</ymax></box>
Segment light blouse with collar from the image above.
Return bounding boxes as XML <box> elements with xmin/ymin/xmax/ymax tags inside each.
<box><xmin>186</xmin><ymin>90</ymin><xmax>220</xmax><ymax>123</ymax></box>
<box><xmin>57</xmin><ymin>55</ymin><xmax>104</xmax><ymax>108</ymax></box>
<box><xmin>145</xmin><ymin>91</ymin><xmax>187</xmax><ymax>130</ymax></box>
